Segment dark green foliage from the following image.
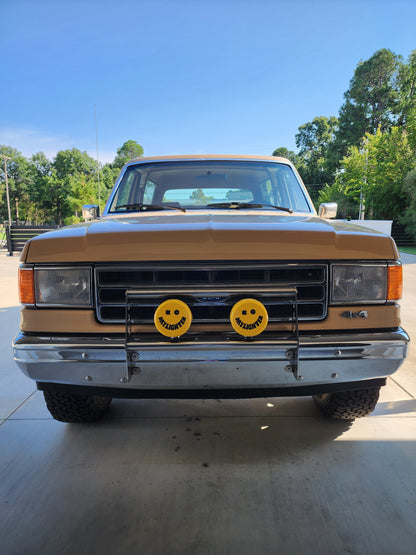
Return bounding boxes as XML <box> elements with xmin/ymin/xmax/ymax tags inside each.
<box><xmin>282</xmin><ymin>48</ymin><xmax>416</xmax><ymax>220</ymax></box>
<box><xmin>112</xmin><ymin>140</ymin><xmax>144</xmax><ymax>169</ymax></box>
<box><xmin>329</xmin><ymin>49</ymin><xmax>401</xmax><ymax>171</ymax></box>
<box><xmin>0</xmin><ymin>145</ymin><xmax>32</xmax><ymax>223</ymax></box>
<box><xmin>0</xmin><ymin>140</ymin><xmax>144</xmax><ymax>225</ymax></box>
<box><xmin>295</xmin><ymin>116</ymin><xmax>338</xmax><ymax>186</ymax></box>
<box><xmin>272</xmin><ymin>147</ymin><xmax>299</xmax><ymax>163</ymax></box>
<box><xmin>54</xmin><ymin>148</ymin><xmax>97</xmax><ymax>179</ymax></box>
<box><xmin>401</xmin><ymin>169</ymin><xmax>416</xmax><ymax>240</ymax></box>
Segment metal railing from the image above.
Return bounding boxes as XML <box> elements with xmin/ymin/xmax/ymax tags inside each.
<box><xmin>5</xmin><ymin>224</ymin><xmax>58</xmax><ymax>256</ymax></box>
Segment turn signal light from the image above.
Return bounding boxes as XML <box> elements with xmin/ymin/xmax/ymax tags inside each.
<box><xmin>387</xmin><ymin>264</ymin><xmax>403</xmax><ymax>301</ymax></box>
<box><xmin>19</xmin><ymin>267</ymin><xmax>35</xmax><ymax>305</ymax></box>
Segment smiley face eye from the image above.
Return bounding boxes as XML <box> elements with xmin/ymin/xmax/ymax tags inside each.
<box><xmin>242</xmin><ymin>310</ymin><xmax>247</xmax><ymax>315</ymax></box>
<box><xmin>250</xmin><ymin>309</ymin><xmax>256</xmax><ymax>315</ymax></box>
<box><xmin>174</xmin><ymin>309</ymin><xmax>180</xmax><ymax>315</ymax></box>
<box><xmin>166</xmin><ymin>310</ymin><xmax>171</xmax><ymax>315</ymax></box>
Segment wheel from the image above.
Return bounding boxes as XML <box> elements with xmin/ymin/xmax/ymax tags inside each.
<box><xmin>43</xmin><ymin>390</ymin><xmax>112</xmax><ymax>423</ymax></box>
<box><xmin>313</xmin><ymin>387</ymin><xmax>381</xmax><ymax>420</ymax></box>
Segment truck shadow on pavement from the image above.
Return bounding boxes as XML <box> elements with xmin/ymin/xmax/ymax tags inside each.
<box><xmin>59</xmin><ymin>402</ymin><xmax>354</xmax><ymax>465</ymax></box>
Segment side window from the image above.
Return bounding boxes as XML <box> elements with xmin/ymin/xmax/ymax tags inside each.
<box><xmin>112</xmin><ymin>170</ymin><xmax>137</xmax><ymax>208</ymax></box>
<box><xmin>275</xmin><ymin>166</ymin><xmax>310</xmax><ymax>212</ymax></box>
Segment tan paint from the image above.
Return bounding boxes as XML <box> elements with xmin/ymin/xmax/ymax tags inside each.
<box><xmin>20</xmin><ymin>304</ymin><xmax>400</xmax><ymax>334</ymax></box>
<box><xmin>22</xmin><ymin>212</ymin><xmax>397</xmax><ymax>263</ymax></box>
<box><xmin>18</xmin><ymin>156</ymin><xmax>400</xmax><ymax>335</ymax></box>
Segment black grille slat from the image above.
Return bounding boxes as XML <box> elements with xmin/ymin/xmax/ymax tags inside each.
<box><xmin>95</xmin><ymin>263</ymin><xmax>328</xmax><ymax>324</ymax></box>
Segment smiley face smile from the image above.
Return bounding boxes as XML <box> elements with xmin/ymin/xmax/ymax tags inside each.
<box><xmin>235</xmin><ymin>313</ymin><xmax>264</xmax><ymax>331</ymax></box>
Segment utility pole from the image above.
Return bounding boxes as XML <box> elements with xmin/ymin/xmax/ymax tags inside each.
<box><xmin>1</xmin><ymin>155</ymin><xmax>12</xmax><ymax>226</ymax></box>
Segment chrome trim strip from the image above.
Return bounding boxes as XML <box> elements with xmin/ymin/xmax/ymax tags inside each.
<box><xmin>125</xmin><ymin>286</ymin><xmax>298</xmax><ymax>297</ymax></box>
<box><xmin>13</xmin><ymin>329</ymin><xmax>409</xmax><ymax>390</ymax></box>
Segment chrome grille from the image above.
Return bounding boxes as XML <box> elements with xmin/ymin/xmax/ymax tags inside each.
<box><xmin>95</xmin><ymin>263</ymin><xmax>328</xmax><ymax>323</ymax></box>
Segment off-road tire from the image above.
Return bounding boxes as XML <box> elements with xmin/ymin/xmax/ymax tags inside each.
<box><xmin>43</xmin><ymin>390</ymin><xmax>112</xmax><ymax>423</ymax></box>
<box><xmin>313</xmin><ymin>387</ymin><xmax>381</xmax><ymax>420</ymax></box>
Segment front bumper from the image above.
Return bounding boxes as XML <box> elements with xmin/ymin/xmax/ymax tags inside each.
<box><xmin>13</xmin><ymin>329</ymin><xmax>409</xmax><ymax>395</ymax></box>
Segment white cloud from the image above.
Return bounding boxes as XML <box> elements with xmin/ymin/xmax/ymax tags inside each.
<box><xmin>0</xmin><ymin>127</ymin><xmax>116</xmax><ymax>164</ymax></box>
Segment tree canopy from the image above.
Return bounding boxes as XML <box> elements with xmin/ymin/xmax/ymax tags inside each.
<box><xmin>112</xmin><ymin>140</ymin><xmax>144</xmax><ymax>169</ymax></box>
<box><xmin>0</xmin><ymin>140</ymin><xmax>143</xmax><ymax>225</ymax></box>
<box><xmin>272</xmin><ymin>47</ymin><xmax>416</xmax><ymax>232</ymax></box>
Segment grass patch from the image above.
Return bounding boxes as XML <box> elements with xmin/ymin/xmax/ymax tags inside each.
<box><xmin>398</xmin><ymin>246</ymin><xmax>416</xmax><ymax>255</ymax></box>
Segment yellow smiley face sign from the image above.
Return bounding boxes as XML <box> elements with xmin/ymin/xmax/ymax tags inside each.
<box><xmin>230</xmin><ymin>298</ymin><xmax>268</xmax><ymax>337</ymax></box>
<box><xmin>154</xmin><ymin>299</ymin><xmax>193</xmax><ymax>337</ymax></box>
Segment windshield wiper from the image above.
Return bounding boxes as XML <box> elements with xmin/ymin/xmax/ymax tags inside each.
<box><xmin>115</xmin><ymin>203</ymin><xmax>186</xmax><ymax>213</ymax></box>
<box><xmin>206</xmin><ymin>202</ymin><xmax>293</xmax><ymax>213</ymax></box>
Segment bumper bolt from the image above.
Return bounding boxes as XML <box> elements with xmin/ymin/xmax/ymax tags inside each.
<box><xmin>335</xmin><ymin>349</ymin><xmax>342</xmax><ymax>357</ymax></box>
<box><xmin>82</xmin><ymin>353</ymin><xmax>89</xmax><ymax>359</ymax></box>
<box><xmin>84</xmin><ymin>375</ymin><xmax>92</xmax><ymax>382</ymax></box>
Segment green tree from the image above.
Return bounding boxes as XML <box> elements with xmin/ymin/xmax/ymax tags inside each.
<box><xmin>402</xmin><ymin>168</ymin><xmax>416</xmax><ymax>238</ymax></box>
<box><xmin>271</xmin><ymin>147</ymin><xmax>299</xmax><ymax>164</ymax></box>
<box><xmin>65</xmin><ymin>174</ymin><xmax>100</xmax><ymax>224</ymax></box>
<box><xmin>51</xmin><ymin>148</ymin><xmax>99</xmax><ymax>223</ymax></box>
<box><xmin>101</xmin><ymin>164</ymin><xmax>119</xmax><ymax>202</ymax></box>
<box><xmin>319</xmin><ymin>146</ymin><xmax>365</xmax><ymax>219</ymax></box>
<box><xmin>112</xmin><ymin>140</ymin><xmax>144</xmax><ymax>169</ymax></box>
<box><xmin>54</xmin><ymin>148</ymin><xmax>97</xmax><ymax>179</ymax></box>
<box><xmin>41</xmin><ymin>170</ymin><xmax>71</xmax><ymax>226</ymax></box>
<box><xmin>321</xmin><ymin>127</ymin><xmax>414</xmax><ymax>220</ymax></box>
<box><xmin>367</xmin><ymin>128</ymin><xmax>414</xmax><ymax>219</ymax></box>
<box><xmin>27</xmin><ymin>152</ymin><xmax>53</xmax><ymax>224</ymax></box>
<box><xmin>397</xmin><ymin>50</ymin><xmax>416</xmax><ymax>151</ymax></box>
<box><xmin>295</xmin><ymin>116</ymin><xmax>338</xmax><ymax>186</ymax></box>
<box><xmin>0</xmin><ymin>145</ymin><xmax>32</xmax><ymax>222</ymax></box>
<box><xmin>329</xmin><ymin>49</ymin><xmax>401</xmax><ymax>169</ymax></box>
<box><xmin>397</xmin><ymin>50</ymin><xmax>416</xmax><ymax>127</ymax></box>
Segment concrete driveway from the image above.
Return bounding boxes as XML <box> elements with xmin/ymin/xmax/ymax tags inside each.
<box><xmin>1</xmin><ymin>251</ymin><xmax>415</xmax><ymax>555</ymax></box>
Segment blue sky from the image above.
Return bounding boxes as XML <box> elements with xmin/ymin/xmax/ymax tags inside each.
<box><xmin>1</xmin><ymin>0</ymin><xmax>416</xmax><ymax>163</ymax></box>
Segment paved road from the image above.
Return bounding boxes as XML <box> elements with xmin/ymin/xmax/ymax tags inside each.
<box><xmin>0</xmin><ymin>251</ymin><xmax>415</xmax><ymax>555</ymax></box>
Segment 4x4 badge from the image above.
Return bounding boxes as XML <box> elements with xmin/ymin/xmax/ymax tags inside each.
<box><xmin>342</xmin><ymin>310</ymin><xmax>368</xmax><ymax>319</ymax></box>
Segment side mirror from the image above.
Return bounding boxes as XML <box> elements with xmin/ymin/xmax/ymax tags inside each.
<box><xmin>82</xmin><ymin>204</ymin><xmax>100</xmax><ymax>221</ymax></box>
<box><xmin>318</xmin><ymin>203</ymin><xmax>337</xmax><ymax>219</ymax></box>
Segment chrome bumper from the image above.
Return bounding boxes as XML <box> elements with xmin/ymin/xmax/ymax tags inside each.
<box><xmin>13</xmin><ymin>329</ymin><xmax>409</xmax><ymax>391</ymax></box>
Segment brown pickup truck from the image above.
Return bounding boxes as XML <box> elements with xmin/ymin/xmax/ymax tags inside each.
<box><xmin>13</xmin><ymin>155</ymin><xmax>409</xmax><ymax>422</ymax></box>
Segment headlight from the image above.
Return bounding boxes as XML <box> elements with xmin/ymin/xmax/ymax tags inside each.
<box><xmin>35</xmin><ymin>267</ymin><xmax>92</xmax><ymax>306</ymax></box>
<box><xmin>331</xmin><ymin>264</ymin><xmax>387</xmax><ymax>303</ymax></box>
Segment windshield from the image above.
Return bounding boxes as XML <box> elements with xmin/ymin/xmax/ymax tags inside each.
<box><xmin>107</xmin><ymin>160</ymin><xmax>312</xmax><ymax>213</ymax></box>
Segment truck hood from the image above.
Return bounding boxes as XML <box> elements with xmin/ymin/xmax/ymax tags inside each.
<box><xmin>23</xmin><ymin>211</ymin><xmax>398</xmax><ymax>263</ymax></box>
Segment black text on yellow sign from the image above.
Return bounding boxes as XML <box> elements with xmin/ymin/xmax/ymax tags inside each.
<box><xmin>154</xmin><ymin>299</ymin><xmax>193</xmax><ymax>337</ymax></box>
<box><xmin>230</xmin><ymin>298</ymin><xmax>268</xmax><ymax>337</ymax></box>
